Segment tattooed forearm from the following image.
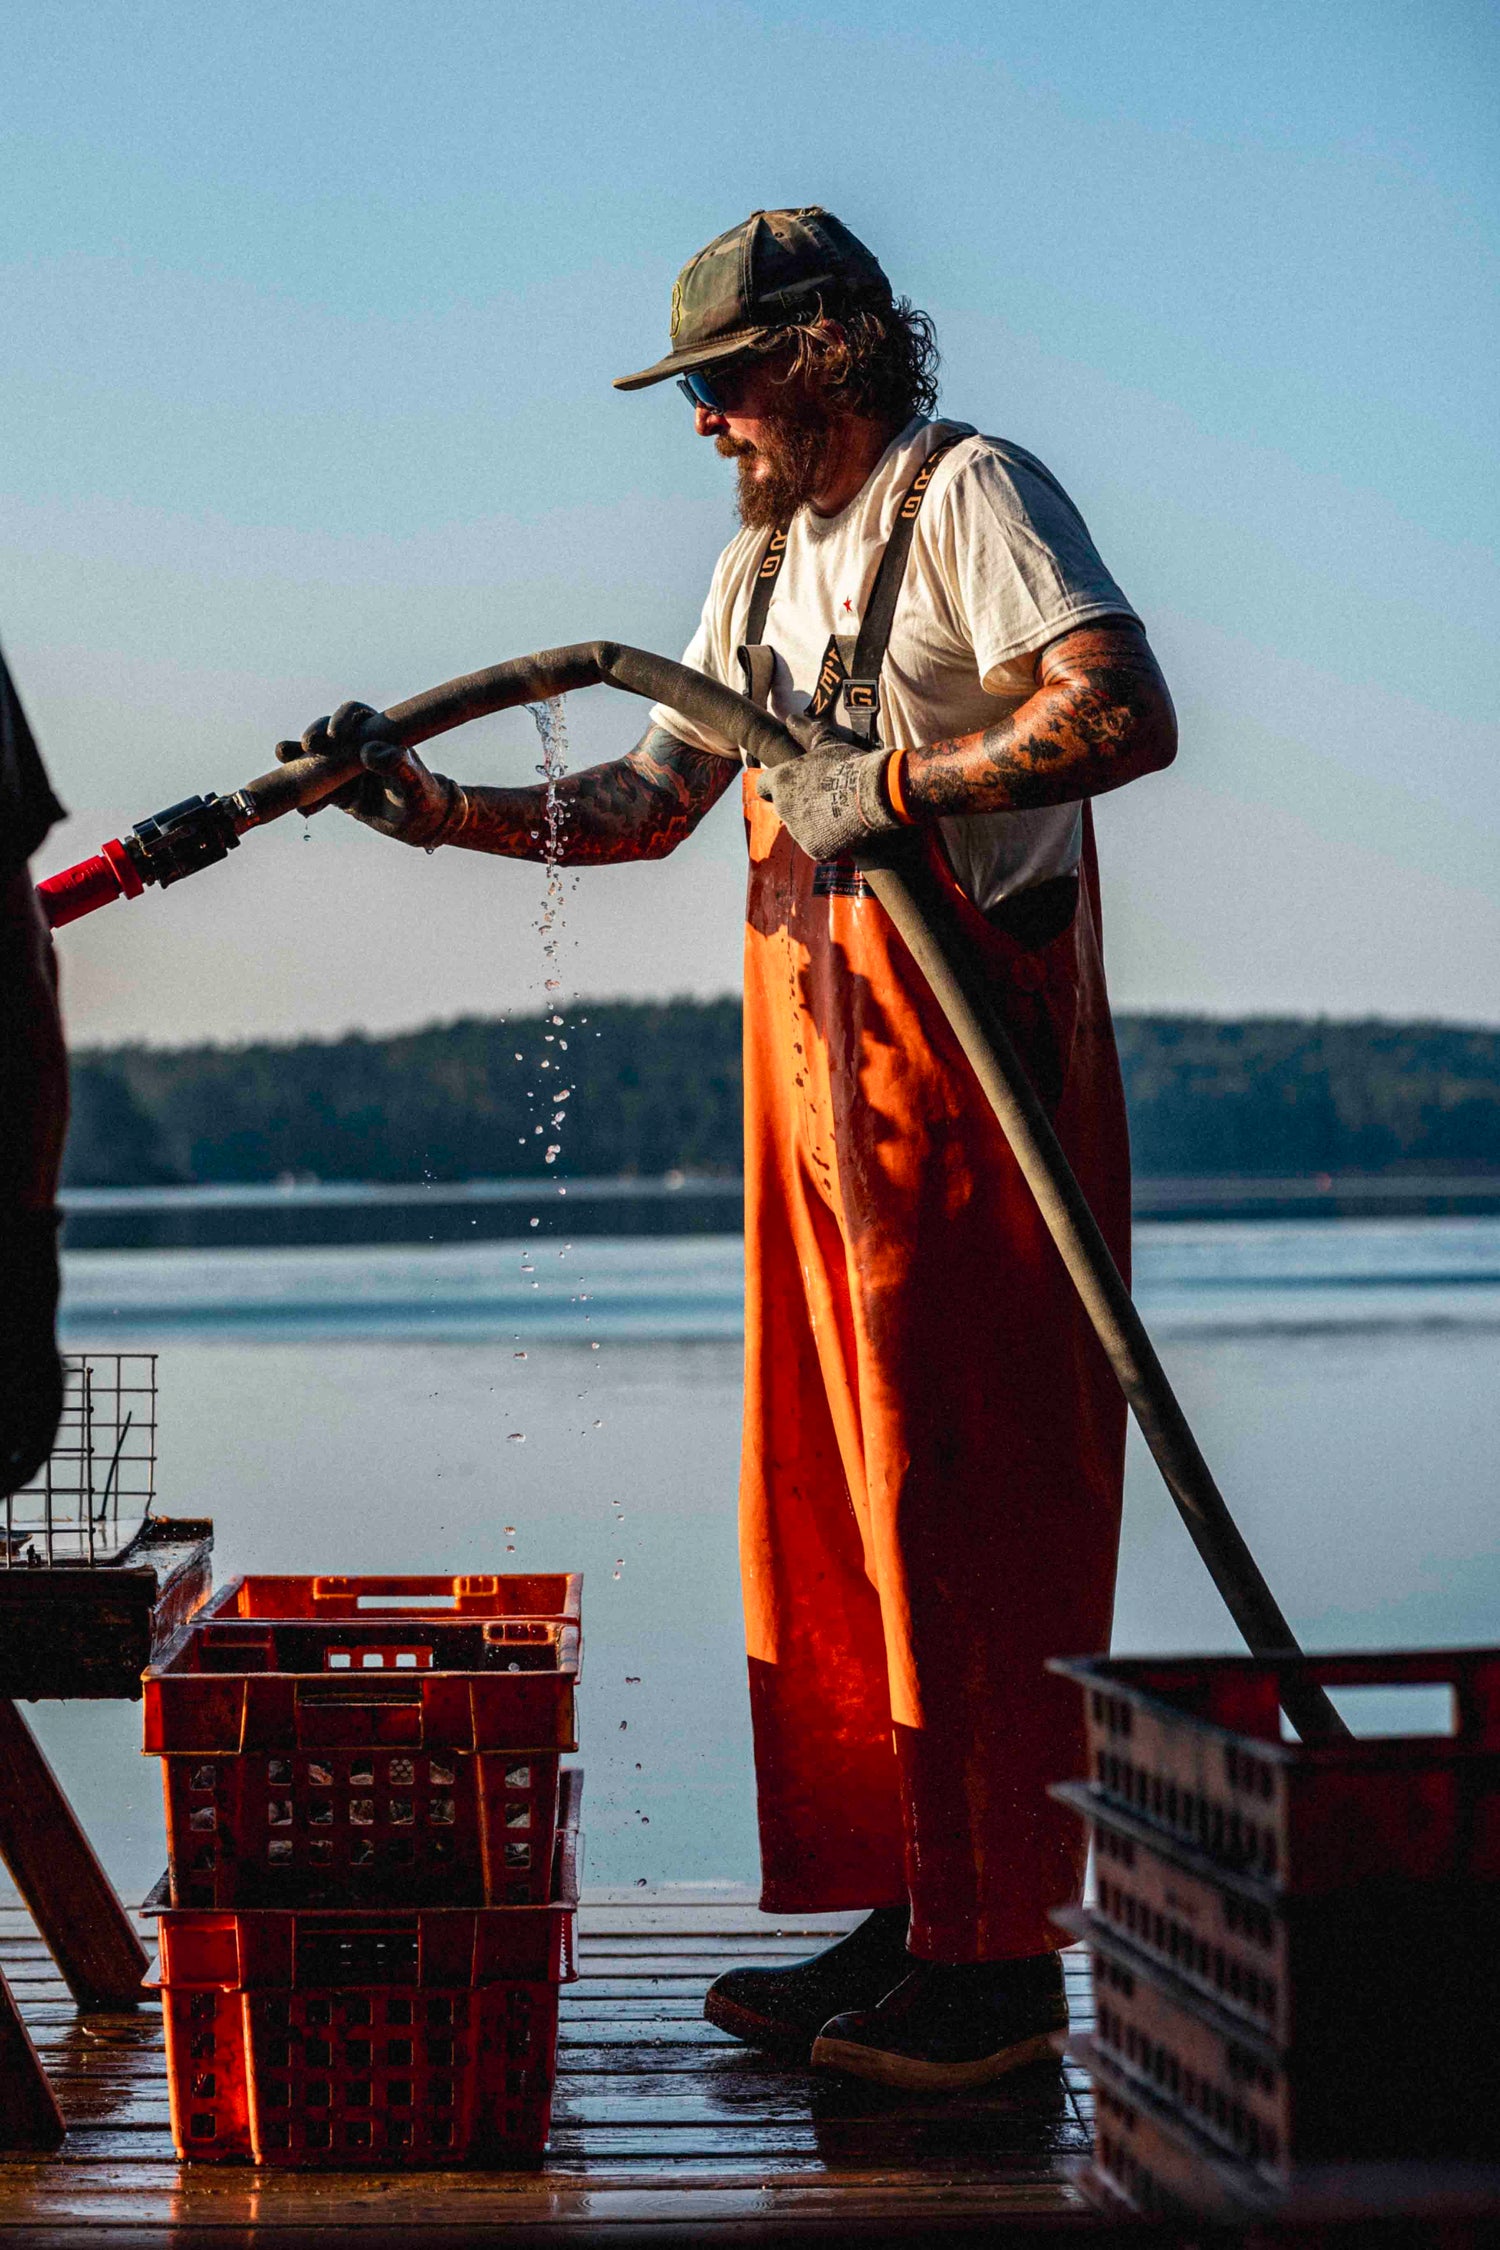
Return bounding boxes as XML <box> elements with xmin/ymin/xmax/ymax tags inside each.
<box><xmin>904</xmin><ymin>622</ymin><xmax>1176</xmax><ymax>818</ymax></box>
<box><xmin>451</xmin><ymin>727</ymin><xmax>739</xmax><ymax>865</ymax></box>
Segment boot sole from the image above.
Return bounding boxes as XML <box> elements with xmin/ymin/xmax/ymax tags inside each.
<box><xmin>703</xmin><ymin>1986</ymin><xmax>816</xmax><ymax>2058</ymax></box>
<box><xmin>809</xmin><ymin>2026</ymin><xmax>1066</xmax><ymax>2092</ymax></box>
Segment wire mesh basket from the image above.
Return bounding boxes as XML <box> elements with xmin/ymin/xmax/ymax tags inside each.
<box><xmin>2</xmin><ymin>1352</ymin><xmax>158</xmax><ymax>1568</ymax></box>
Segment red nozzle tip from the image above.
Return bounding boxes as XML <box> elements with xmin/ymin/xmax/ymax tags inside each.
<box><xmin>36</xmin><ymin>840</ymin><xmax>143</xmax><ymax>929</ymax></box>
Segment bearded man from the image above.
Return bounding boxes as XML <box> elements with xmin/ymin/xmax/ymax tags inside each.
<box><xmin>288</xmin><ymin>208</ymin><xmax>1176</xmax><ymax>2090</ymax></box>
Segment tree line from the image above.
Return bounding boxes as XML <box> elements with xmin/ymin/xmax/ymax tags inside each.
<box><xmin>63</xmin><ymin>1000</ymin><xmax>1500</xmax><ymax>1187</ymax></box>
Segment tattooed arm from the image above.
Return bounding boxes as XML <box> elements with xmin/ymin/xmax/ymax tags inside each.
<box><xmin>904</xmin><ymin>621</ymin><xmax>1176</xmax><ymax>817</ymax></box>
<box><xmin>453</xmin><ymin>727</ymin><xmax>740</xmax><ymax>865</ymax></box>
<box><xmin>277</xmin><ymin>708</ymin><xmax>739</xmax><ymax>864</ymax></box>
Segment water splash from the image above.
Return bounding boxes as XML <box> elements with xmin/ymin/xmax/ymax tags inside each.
<box><xmin>528</xmin><ymin>695</ymin><xmax>571</xmax><ymax>998</ymax></box>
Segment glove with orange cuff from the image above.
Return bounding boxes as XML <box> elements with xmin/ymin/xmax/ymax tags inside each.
<box><xmin>753</xmin><ymin>712</ymin><xmax>912</xmax><ymax>862</ymax></box>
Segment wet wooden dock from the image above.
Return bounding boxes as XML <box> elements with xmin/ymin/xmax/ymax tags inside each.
<box><xmin>0</xmin><ymin>1888</ymin><xmax>1096</xmax><ymax>2242</ymax></box>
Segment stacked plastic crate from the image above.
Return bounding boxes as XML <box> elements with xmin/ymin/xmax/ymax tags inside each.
<box><xmin>142</xmin><ymin>1574</ymin><xmax>582</xmax><ymax>2167</ymax></box>
<box><xmin>1051</xmin><ymin>1649</ymin><xmax>1500</xmax><ymax>2222</ymax></box>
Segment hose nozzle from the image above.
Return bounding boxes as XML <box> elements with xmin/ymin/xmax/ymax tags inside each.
<box><xmin>36</xmin><ymin>793</ymin><xmax>248</xmax><ymax>930</ymax></box>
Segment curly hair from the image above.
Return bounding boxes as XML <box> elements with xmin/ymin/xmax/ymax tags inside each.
<box><xmin>758</xmin><ymin>292</ymin><xmax>941</xmax><ymax>423</ymax></box>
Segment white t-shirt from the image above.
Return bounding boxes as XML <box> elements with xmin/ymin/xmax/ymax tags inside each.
<box><xmin>651</xmin><ymin>415</ymin><xmax>1139</xmax><ymax>912</ymax></box>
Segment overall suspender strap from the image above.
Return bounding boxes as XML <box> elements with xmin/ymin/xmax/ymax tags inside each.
<box><xmin>807</xmin><ymin>430</ymin><xmax>965</xmax><ymax>738</ymax></box>
<box><xmin>848</xmin><ymin>431</ymin><xmax>964</xmax><ymax>698</ymax></box>
<box><xmin>738</xmin><ymin>428</ymin><xmax>965</xmax><ymax>736</ymax></box>
<box><xmin>743</xmin><ymin>526</ymin><xmax>787</xmax><ymax>647</ymax></box>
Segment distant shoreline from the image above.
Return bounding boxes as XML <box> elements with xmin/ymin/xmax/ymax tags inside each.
<box><xmin>60</xmin><ymin>1171</ymin><xmax>1500</xmax><ymax>1251</ymax></box>
<box><xmin>64</xmin><ymin>1005</ymin><xmax>1500</xmax><ymax>1202</ymax></box>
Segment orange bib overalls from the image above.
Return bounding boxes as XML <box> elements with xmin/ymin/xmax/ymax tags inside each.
<box><xmin>735</xmin><ymin>480</ymin><xmax>1131</xmax><ymax>1962</ymax></box>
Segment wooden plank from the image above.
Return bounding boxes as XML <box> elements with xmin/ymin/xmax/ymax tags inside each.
<box><xmin>0</xmin><ymin>1703</ymin><xmax>148</xmax><ymax>2008</ymax></box>
<box><xmin>0</xmin><ymin>2174</ymin><xmax>1085</xmax><ymax>2235</ymax></box>
<box><xmin>0</xmin><ymin>1900</ymin><xmax>1104</xmax><ymax>2238</ymax></box>
<box><xmin>3</xmin><ymin>2065</ymin><xmax>1090</xmax><ymax>2126</ymax></box>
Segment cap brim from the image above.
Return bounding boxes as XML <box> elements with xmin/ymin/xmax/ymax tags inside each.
<box><xmin>612</xmin><ymin>324</ymin><xmax>780</xmax><ymax>392</ymax></box>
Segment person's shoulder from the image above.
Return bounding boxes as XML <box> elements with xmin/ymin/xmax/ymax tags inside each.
<box><xmin>702</xmin><ymin>523</ymin><xmax>771</xmax><ymax>615</ymax></box>
<box><xmin>926</xmin><ymin>427</ymin><xmax>1101</xmax><ymax>555</ymax></box>
<box><xmin>936</xmin><ymin>429</ymin><xmax>1081</xmax><ymax>516</ymax></box>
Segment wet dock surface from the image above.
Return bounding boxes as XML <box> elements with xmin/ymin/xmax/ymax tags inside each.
<box><xmin>0</xmin><ymin>1890</ymin><xmax>1095</xmax><ymax>2241</ymax></box>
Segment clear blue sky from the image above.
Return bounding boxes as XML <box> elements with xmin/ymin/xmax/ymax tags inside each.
<box><xmin>6</xmin><ymin>0</ymin><xmax>1497</xmax><ymax>1041</ymax></box>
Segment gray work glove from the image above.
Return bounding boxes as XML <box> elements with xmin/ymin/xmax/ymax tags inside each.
<box><xmin>753</xmin><ymin>711</ymin><xmax>902</xmax><ymax>861</ymax></box>
<box><xmin>275</xmin><ymin>702</ymin><xmax>469</xmax><ymax>850</ymax></box>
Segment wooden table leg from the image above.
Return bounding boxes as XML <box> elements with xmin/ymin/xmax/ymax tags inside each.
<box><xmin>0</xmin><ymin>1699</ymin><xmax>148</xmax><ymax>2009</ymax></box>
<box><xmin>0</xmin><ymin>1960</ymin><xmax>65</xmax><ymax>2147</ymax></box>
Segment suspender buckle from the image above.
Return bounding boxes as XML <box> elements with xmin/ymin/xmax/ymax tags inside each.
<box><xmin>841</xmin><ymin>679</ymin><xmax>880</xmax><ymax>742</ymax></box>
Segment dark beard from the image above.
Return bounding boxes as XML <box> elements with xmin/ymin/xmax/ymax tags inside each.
<box><xmin>718</xmin><ymin>409</ymin><xmax>831</xmax><ymax>529</ymax></box>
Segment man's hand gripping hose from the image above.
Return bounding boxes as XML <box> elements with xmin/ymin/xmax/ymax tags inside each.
<box><xmin>34</xmin><ymin>640</ymin><xmax>1345</xmax><ymax>1739</ymax></box>
<box><xmin>274</xmin><ymin>703</ymin><xmax>469</xmax><ymax>849</ymax></box>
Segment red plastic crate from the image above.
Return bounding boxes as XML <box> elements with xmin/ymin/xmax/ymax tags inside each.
<box><xmin>1051</xmin><ymin>1648</ymin><xmax>1500</xmax><ymax>1892</ymax></box>
<box><xmin>144</xmin><ymin>1617</ymin><xmax>581</xmax><ymax>1756</ymax></box>
<box><xmin>195</xmin><ymin>1573</ymin><xmax>582</xmax><ymax>1627</ymax></box>
<box><xmin>152</xmin><ymin>1775</ymin><xmax>580</xmax><ymax>2168</ymax></box>
<box><xmin>146</xmin><ymin>1616</ymin><xmax>579</xmax><ymax>1906</ymax></box>
<box><xmin>159</xmin><ymin>1743</ymin><xmax>564</xmax><ymax>1908</ymax></box>
<box><xmin>1072</xmin><ymin>1907</ymin><xmax>1495</xmax><ymax>2179</ymax></box>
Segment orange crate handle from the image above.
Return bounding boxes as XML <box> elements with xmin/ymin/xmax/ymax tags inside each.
<box><xmin>292</xmin><ymin>1676</ymin><xmax>426</xmax><ymax>1748</ymax></box>
<box><xmin>308</xmin><ymin>1575</ymin><xmax>501</xmax><ymax>1614</ymax></box>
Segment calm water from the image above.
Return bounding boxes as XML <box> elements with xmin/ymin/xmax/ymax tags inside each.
<box><xmin>18</xmin><ymin>1218</ymin><xmax>1500</xmax><ymax>1901</ymax></box>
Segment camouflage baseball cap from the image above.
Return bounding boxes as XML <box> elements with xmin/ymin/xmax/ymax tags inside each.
<box><xmin>613</xmin><ymin>207</ymin><xmax>891</xmax><ymax>392</ymax></box>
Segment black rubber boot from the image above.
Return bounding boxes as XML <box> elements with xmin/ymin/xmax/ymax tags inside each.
<box><xmin>811</xmin><ymin>1950</ymin><xmax>1067</xmax><ymax>2091</ymax></box>
<box><xmin>703</xmin><ymin>1907</ymin><xmax>912</xmax><ymax>2055</ymax></box>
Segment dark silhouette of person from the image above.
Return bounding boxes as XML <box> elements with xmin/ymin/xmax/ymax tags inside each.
<box><xmin>0</xmin><ymin>642</ymin><xmax>69</xmax><ymax>1494</ymax></box>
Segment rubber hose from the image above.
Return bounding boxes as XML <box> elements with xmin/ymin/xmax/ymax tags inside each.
<box><xmin>243</xmin><ymin>641</ymin><xmax>1343</xmax><ymax>1739</ymax></box>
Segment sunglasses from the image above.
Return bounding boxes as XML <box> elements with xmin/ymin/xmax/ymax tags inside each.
<box><xmin>676</xmin><ymin>362</ymin><xmax>753</xmax><ymax>413</ymax></box>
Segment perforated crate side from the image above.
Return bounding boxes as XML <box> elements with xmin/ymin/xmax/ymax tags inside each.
<box><xmin>1086</xmin><ymin>1932</ymin><xmax>1302</xmax><ymax>2180</ymax></box>
<box><xmin>1055</xmin><ymin>1648</ymin><xmax>1500</xmax><ymax>1893</ymax></box>
<box><xmin>161</xmin><ymin>1976</ymin><xmax>562</xmax><ymax>2166</ymax></box>
<box><xmin>1071</xmin><ymin>1893</ymin><xmax>1494</xmax><ymax>2170</ymax></box>
<box><xmin>1057</xmin><ymin>1783</ymin><xmax>1500</xmax><ymax>2067</ymax></box>
<box><xmin>160</xmin><ymin>1985</ymin><xmax>254</xmax><ymax>2161</ymax></box>
<box><xmin>1056</xmin><ymin>1791</ymin><xmax>1291</xmax><ymax>2040</ymax></box>
<box><xmin>161</xmin><ymin>1746</ymin><xmax>563</xmax><ymax>1908</ymax></box>
<box><xmin>1083</xmin><ymin>2043</ymin><xmax>1273</xmax><ymax>2222</ymax></box>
